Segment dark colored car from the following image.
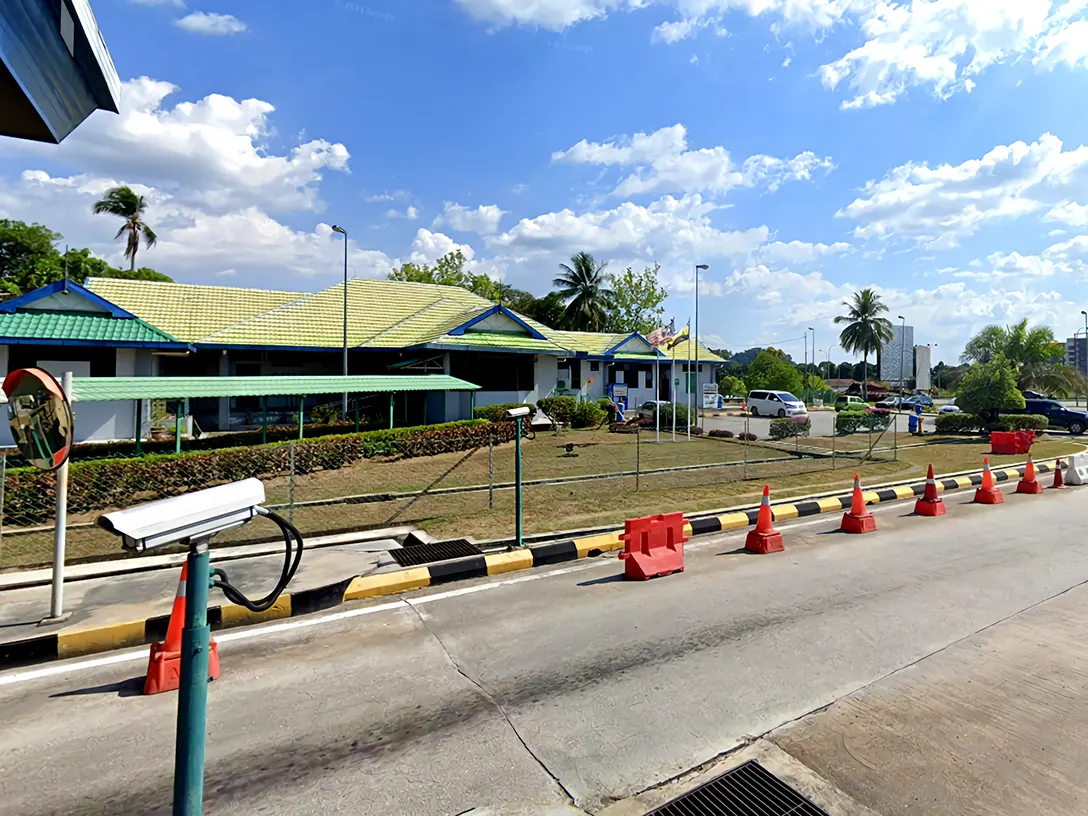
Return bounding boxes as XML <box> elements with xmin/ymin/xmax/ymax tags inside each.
<box><xmin>1005</xmin><ymin>398</ymin><xmax>1088</xmax><ymax>435</ymax></box>
<box><xmin>904</xmin><ymin>394</ymin><xmax>934</xmax><ymax>408</ymax></box>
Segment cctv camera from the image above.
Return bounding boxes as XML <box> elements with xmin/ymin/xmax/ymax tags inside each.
<box><xmin>506</xmin><ymin>406</ymin><xmax>532</xmax><ymax>418</ymax></box>
<box><xmin>98</xmin><ymin>478</ymin><xmax>266</xmax><ymax>552</ymax></box>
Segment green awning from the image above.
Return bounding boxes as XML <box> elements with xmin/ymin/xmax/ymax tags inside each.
<box><xmin>69</xmin><ymin>374</ymin><xmax>480</xmax><ymax>402</ymax></box>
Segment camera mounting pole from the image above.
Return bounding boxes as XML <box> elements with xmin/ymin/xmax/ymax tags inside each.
<box><xmin>174</xmin><ymin>536</ymin><xmax>212</xmax><ymax>816</ymax></box>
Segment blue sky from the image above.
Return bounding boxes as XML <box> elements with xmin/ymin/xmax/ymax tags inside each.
<box><xmin>5</xmin><ymin>0</ymin><xmax>1088</xmax><ymax>365</ymax></box>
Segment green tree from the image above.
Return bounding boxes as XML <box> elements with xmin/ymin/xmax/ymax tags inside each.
<box><xmin>0</xmin><ymin>219</ymin><xmax>61</xmax><ymax>296</ymax></box>
<box><xmin>93</xmin><ymin>186</ymin><xmax>158</xmax><ymax>271</ymax></box>
<box><xmin>955</xmin><ymin>355</ymin><xmax>1025</xmax><ymax>423</ymax></box>
<box><xmin>607</xmin><ymin>263</ymin><xmax>667</xmax><ymax>334</ymax></box>
<box><xmin>744</xmin><ymin>349</ymin><xmax>803</xmax><ymax>394</ymax></box>
<box><xmin>718</xmin><ymin>375</ymin><xmax>746</xmax><ymax>397</ymax></box>
<box><xmin>518</xmin><ymin>291</ymin><xmax>567</xmax><ymax>328</ymax></box>
<box><xmin>834</xmin><ymin>288</ymin><xmax>894</xmax><ymax>399</ymax></box>
<box><xmin>389</xmin><ymin>250</ymin><xmax>505</xmax><ymax>302</ymax></box>
<box><xmin>961</xmin><ymin>318</ymin><xmax>1085</xmax><ymax>396</ymax></box>
<box><xmin>554</xmin><ymin>251</ymin><xmax>614</xmax><ymax>331</ymax></box>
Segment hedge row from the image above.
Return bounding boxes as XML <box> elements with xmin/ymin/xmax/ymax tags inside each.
<box><xmin>835</xmin><ymin>409</ymin><xmax>892</xmax><ymax>435</ymax></box>
<box><xmin>4</xmin><ymin>419</ymin><xmax>512</xmax><ymax>524</ymax></box>
<box><xmin>769</xmin><ymin>417</ymin><xmax>811</xmax><ymax>440</ymax></box>
<box><xmin>933</xmin><ymin>413</ymin><xmax>1049</xmax><ymax>434</ymax></box>
<box><xmin>472</xmin><ymin>402</ymin><xmax>536</xmax><ymax>422</ymax></box>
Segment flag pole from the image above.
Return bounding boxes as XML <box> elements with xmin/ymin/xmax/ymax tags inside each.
<box><xmin>655</xmin><ymin>356</ymin><xmax>660</xmax><ymax>443</ymax></box>
<box><xmin>686</xmin><ymin>320</ymin><xmax>692</xmax><ymax>442</ymax></box>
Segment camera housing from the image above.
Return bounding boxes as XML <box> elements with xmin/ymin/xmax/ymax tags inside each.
<box><xmin>98</xmin><ymin>478</ymin><xmax>266</xmax><ymax>552</ymax></box>
<box><xmin>506</xmin><ymin>406</ymin><xmax>531</xmax><ymax>418</ymax></box>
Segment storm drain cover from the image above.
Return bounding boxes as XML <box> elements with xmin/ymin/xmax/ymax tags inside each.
<box><xmin>390</xmin><ymin>539</ymin><xmax>481</xmax><ymax>567</ymax></box>
<box><xmin>646</xmin><ymin>760</ymin><xmax>829</xmax><ymax>816</ymax></box>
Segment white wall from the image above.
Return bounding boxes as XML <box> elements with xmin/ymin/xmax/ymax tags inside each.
<box><xmin>529</xmin><ymin>355</ymin><xmax>558</xmax><ymax>404</ymax></box>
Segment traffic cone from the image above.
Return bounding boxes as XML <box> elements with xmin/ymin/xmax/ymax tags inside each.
<box><xmin>914</xmin><ymin>464</ymin><xmax>946</xmax><ymax>517</ymax></box>
<box><xmin>973</xmin><ymin>457</ymin><xmax>1004</xmax><ymax>505</ymax></box>
<box><xmin>745</xmin><ymin>485</ymin><xmax>784</xmax><ymax>554</ymax></box>
<box><xmin>1051</xmin><ymin>458</ymin><xmax>1067</xmax><ymax>490</ymax></box>
<box><xmin>841</xmin><ymin>473</ymin><xmax>877</xmax><ymax>533</ymax></box>
<box><xmin>144</xmin><ymin>563</ymin><xmax>220</xmax><ymax>695</ymax></box>
<box><xmin>1016</xmin><ymin>453</ymin><xmax>1044</xmax><ymax>495</ymax></box>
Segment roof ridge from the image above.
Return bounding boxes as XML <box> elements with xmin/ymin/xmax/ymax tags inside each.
<box><xmin>362</xmin><ymin>296</ymin><xmax>477</xmax><ymax>347</ymax></box>
<box><xmin>85</xmin><ymin>277</ymin><xmax>305</xmax><ymax>297</ymax></box>
<box><xmin>196</xmin><ymin>291</ymin><xmax>317</xmax><ymax>342</ymax></box>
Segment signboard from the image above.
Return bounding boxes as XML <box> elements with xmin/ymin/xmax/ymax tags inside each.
<box><xmin>702</xmin><ymin>382</ymin><xmax>718</xmax><ymax>409</ymax></box>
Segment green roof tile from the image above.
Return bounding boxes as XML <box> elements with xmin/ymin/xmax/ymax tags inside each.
<box><xmin>0</xmin><ymin>312</ymin><xmax>183</xmax><ymax>345</ymax></box>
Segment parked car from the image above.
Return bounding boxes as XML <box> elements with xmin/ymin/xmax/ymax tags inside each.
<box><xmin>834</xmin><ymin>394</ymin><xmax>867</xmax><ymax>412</ymax></box>
<box><xmin>875</xmin><ymin>396</ymin><xmax>907</xmax><ymax>409</ymax></box>
<box><xmin>1005</xmin><ymin>398</ymin><xmax>1088</xmax><ymax>435</ymax></box>
<box><xmin>938</xmin><ymin>398</ymin><xmax>961</xmax><ymax>414</ymax></box>
<box><xmin>747</xmin><ymin>390</ymin><xmax>807</xmax><ymax>417</ymax></box>
<box><xmin>638</xmin><ymin>400</ymin><xmax>668</xmax><ymax>419</ymax></box>
<box><xmin>904</xmin><ymin>394</ymin><xmax>934</xmax><ymax>409</ymax></box>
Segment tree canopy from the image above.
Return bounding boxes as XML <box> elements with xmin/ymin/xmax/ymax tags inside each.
<box><xmin>93</xmin><ymin>186</ymin><xmax>158</xmax><ymax>272</ymax></box>
<box><xmin>0</xmin><ymin>219</ymin><xmax>173</xmax><ymax>297</ymax></box>
<box><xmin>955</xmin><ymin>354</ymin><xmax>1025</xmax><ymax>422</ymax></box>
<box><xmin>744</xmin><ymin>349</ymin><xmax>803</xmax><ymax>394</ymax></box>
<box><xmin>961</xmin><ymin>318</ymin><xmax>1086</xmax><ymax>397</ymax></box>
<box><xmin>607</xmin><ymin>263</ymin><xmax>667</xmax><ymax>334</ymax></box>
<box><xmin>834</xmin><ymin>288</ymin><xmax>894</xmax><ymax>398</ymax></box>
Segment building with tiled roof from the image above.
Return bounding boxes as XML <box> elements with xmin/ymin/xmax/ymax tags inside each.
<box><xmin>0</xmin><ymin>277</ymin><xmax>723</xmax><ymax>441</ymax></box>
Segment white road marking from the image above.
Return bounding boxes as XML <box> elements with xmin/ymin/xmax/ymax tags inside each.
<box><xmin>0</xmin><ymin>480</ymin><xmax>1009</xmax><ymax>688</ymax></box>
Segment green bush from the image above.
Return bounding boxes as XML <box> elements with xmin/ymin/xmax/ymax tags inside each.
<box><xmin>472</xmin><ymin>402</ymin><xmax>536</xmax><ymax>422</ymax></box>
<box><xmin>934</xmin><ymin>413</ymin><xmax>983</xmax><ymax>433</ymax></box>
<box><xmin>989</xmin><ymin>413</ymin><xmax>1049</xmax><ymax>432</ymax></box>
<box><xmin>769</xmin><ymin>416</ymin><xmax>812</xmax><ymax>440</ymax></box>
<box><xmin>654</xmin><ymin>402</ymin><xmax>694</xmax><ymax>428</ymax></box>
<box><xmin>310</xmin><ymin>404</ymin><xmax>341</xmax><ymax>425</ymax></box>
<box><xmin>835</xmin><ymin>409</ymin><xmax>892</xmax><ymax>435</ymax></box>
<box><xmin>571</xmin><ymin>401</ymin><xmax>606</xmax><ymax>428</ymax></box>
<box><xmin>3</xmin><ymin>419</ymin><xmax>505</xmax><ymax>523</ymax></box>
<box><xmin>537</xmin><ymin>396</ymin><xmax>578</xmax><ymax>425</ymax></box>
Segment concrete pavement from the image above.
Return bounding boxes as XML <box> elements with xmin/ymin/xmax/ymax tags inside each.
<box><xmin>3</xmin><ymin>480</ymin><xmax>1088</xmax><ymax>814</ymax></box>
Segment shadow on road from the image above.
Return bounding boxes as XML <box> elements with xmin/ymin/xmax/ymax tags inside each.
<box><xmin>50</xmin><ymin>676</ymin><xmax>144</xmax><ymax>699</ymax></box>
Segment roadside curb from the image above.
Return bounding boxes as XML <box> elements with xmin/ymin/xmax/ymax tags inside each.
<box><xmin>0</xmin><ymin>458</ymin><xmax>1064</xmax><ymax>670</ymax></box>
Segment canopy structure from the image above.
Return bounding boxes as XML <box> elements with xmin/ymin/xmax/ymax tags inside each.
<box><xmin>69</xmin><ymin>374</ymin><xmax>479</xmax><ymax>402</ymax></box>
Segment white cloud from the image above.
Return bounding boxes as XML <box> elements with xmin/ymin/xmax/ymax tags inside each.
<box><xmin>437</xmin><ymin>202</ymin><xmax>507</xmax><ymax>234</ymax></box>
<box><xmin>839</xmin><ymin>133</ymin><xmax>1088</xmax><ymax>247</ymax></box>
<box><xmin>0</xmin><ymin>77</ymin><xmax>349</xmax><ymax>213</ymax></box>
<box><xmin>487</xmin><ymin>193</ymin><xmax>768</xmax><ymax>260</ymax></box>
<box><xmin>1045</xmin><ymin>200</ymin><xmax>1088</xmax><ymax>227</ymax></box>
<box><xmin>175</xmin><ymin>12</ymin><xmax>248</xmax><ymax>35</ymax></box>
<box><xmin>553</xmin><ymin>124</ymin><xmax>832</xmax><ymax>197</ymax></box>
<box><xmin>385</xmin><ymin>206</ymin><xmax>419</xmax><ymax>220</ymax></box>
<box><xmin>409</xmin><ymin>229</ymin><xmax>477</xmax><ymax>265</ymax></box>
<box><xmin>758</xmin><ymin>239</ymin><xmax>851</xmax><ymax>265</ymax></box>
<box><xmin>460</xmin><ymin>0</ymin><xmax>1088</xmax><ymax>107</ymax></box>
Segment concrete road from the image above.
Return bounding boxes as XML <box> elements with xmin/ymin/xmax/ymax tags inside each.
<box><xmin>4</xmin><ymin>481</ymin><xmax>1088</xmax><ymax>815</ymax></box>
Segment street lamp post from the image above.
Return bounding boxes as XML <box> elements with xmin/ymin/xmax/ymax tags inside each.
<box><xmin>332</xmin><ymin>225</ymin><xmax>349</xmax><ymax>419</ymax></box>
<box><xmin>897</xmin><ymin>315</ymin><xmax>907</xmax><ymax>403</ymax></box>
<box><xmin>693</xmin><ymin>264</ymin><xmax>708</xmax><ymax>434</ymax></box>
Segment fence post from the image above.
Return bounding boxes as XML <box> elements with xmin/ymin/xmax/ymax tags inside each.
<box><xmin>134</xmin><ymin>398</ymin><xmax>143</xmax><ymax>456</ymax></box>
<box><xmin>635</xmin><ymin>426</ymin><xmax>641</xmax><ymax>492</ymax></box>
<box><xmin>288</xmin><ymin>441</ymin><xmax>296</xmax><ymax>525</ymax></box>
<box><xmin>0</xmin><ymin>451</ymin><xmax>5</xmax><ymax>568</ymax></box>
<box><xmin>298</xmin><ymin>397</ymin><xmax>304</xmax><ymax>440</ymax></box>
<box><xmin>743</xmin><ymin>415</ymin><xmax>749</xmax><ymax>481</ymax></box>
<box><xmin>832</xmin><ymin>414</ymin><xmax>837</xmax><ymax>470</ymax></box>
<box><xmin>893</xmin><ymin>413</ymin><xmax>898</xmax><ymax>460</ymax></box>
<box><xmin>488</xmin><ymin>433</ymin><xmax>494</xmax><ymax>510</ymax></box>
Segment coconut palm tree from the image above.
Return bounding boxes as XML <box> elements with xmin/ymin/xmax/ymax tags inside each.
<box><xmin>834</xmin><ymin>288</ymin><xmax>894</xmax><ymax>399</ymax></box>
<box><xmin>92</xmin><ymin>186</ymin><xmax>157</xmax><ymax>272</ymax></box>
<box><xmin>961</xmin><ymin>319</ymin><xmax>1086</xmax><ymax>396</ymax></box>
<box><xmin>553</xmin><ymin>251</ymin><xmax>614</xmax><ymax>331</ymax></box>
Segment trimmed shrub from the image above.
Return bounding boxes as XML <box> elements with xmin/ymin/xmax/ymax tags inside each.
<box><xmin>934</xmin><ymin>412</ymin><xmax>983</xmax><ymax>434</ymax></box>
<box><xmin>708</xmin><ymin>429</ymin><xmax>734</xmax><ymax>438</ymax></box>
<box><xmin>835</xmin><ymin>408</ymin><xmax>892</xmax><ymax>435</ymax></box>
<box><xmin>769</xmin><ymin>416</ymin><xmax>811</xmax><ymax>440</ymax></box>
<box><xmin>537</xmin><ymin>396</ymin><xmax>578</xmax><ymax>425</ymax></box>
<box><xmin>690</xmin><ymin>426</ymin><xmax>704</xmax><ymax>436</ymax></box>
<box><xmin>310</xmin><ymin>404</ymin><xmax>341</xmax><ymax>425</ymax></box>
<box><xmin>737</xmin><ymin>432</ymin><xmax>758</xmax><ymax>442</ymax></box>
<box><xmin>571</xmin><ymin>401</ymin><xmax>606</xmax><ymax>429</ymax></box>
<box><xmin>608</xmin><ymin>422</ymin><xmax>638</xmax><ymax>434</ymax></box>
<box><xmin>3</xmin><ymin>419</ymin><xmax>506</xmax><ymax>523</ymax></box>
<box><xmin>655</xmin><ymin>402</ymin><xmax>695</xmax><ymax>429</ymax></box>
<box><xmin>473</xmin><ymin>402</ymin><xmax>536</xmax><ymax>422</ymax></box>
<box><xmin>989</xmin><ymin>413</ymin><xmax>1049</xmax><ymax>432</ymax></box>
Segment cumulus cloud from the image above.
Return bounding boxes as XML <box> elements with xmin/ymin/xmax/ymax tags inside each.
<box><xmin>838</xmin><ymin>133</ymin><xmax>1088</xmax><ymax>247</ymax></box>
<box><xmin>436</xmin><ymin>202</ymin><xmax>507</xmax><ymax>234</ymax></box>
<box><xmin>0</xmin><ymin>77</ymin><xmax>349</xmax><ymax>213</ymax></box>
<box><xmin>459</xmin><ymin>0</ymin><xmax>1088</xmax><ymax>108</ymax></box>
<box><xmin>409</xmin><ymin>229</ymin><xmax>477</xmax><ymax>264</ymax></box>
<box><xmin>758</xmin><ymin>240</ymin><xmax>851</xmax><ymax>265</ymax></box>
<box><xmin>553</xmin><ymin>124</ymin><xmax>832</xmax><ymax>198</ymax></box>
<box><xmin>175</xmin><ymin>12</ymin><xmax>248</xmax><ymax>35</ymax></box>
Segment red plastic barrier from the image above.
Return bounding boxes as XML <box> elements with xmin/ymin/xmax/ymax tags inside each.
<box><xmin>622</xmin><ymin>511</ymin><xmax>687</xmax><ymax>580</ymax></box>
<box><xmin>990</xmin><ymin>430</ymin><xmax>1035</xmax><ymax>455</ymax></box>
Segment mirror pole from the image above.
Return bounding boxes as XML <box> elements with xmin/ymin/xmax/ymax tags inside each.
<box><xmin>46</xmin><ymin>370</ymin><xmax>73</xmax><ymax>622</ymax></box>
<box><xmin>174</xmin><ymin>537</ymin><xmax>211</xmax><ymax>815</ymax></box>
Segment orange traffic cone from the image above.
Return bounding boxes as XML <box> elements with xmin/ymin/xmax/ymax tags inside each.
<box><xmin>1016</xmin><ymin>453</ymin><xmax>1044</xmax><ymax>495</ymax></box>
<box><xmin>144</xmin><ymin>562</ymin><xmax>220</xmax><ymax>695</ymax></box>
<box><xmin>745</xmin><ymin>485</ymin><xmax>784</xmax><ymax>554</ymax></box>
<box><xmin>914</xmin><ymin>464</ymin><xmax>946</xmax><ymax>517</ymax></box>
<box><xmin>1051</xmin><ymin>458</ymin><xmax>1067</xmax><ymax>490</ymax></box>
<box><xmin>974</xmin><ymin>457</ymin><xmax>1004</xmax><ymax>505</ymax></box>
<box><xmin>841</xmin><ymin>473</ymin><xmax>877</xmax><ymax>533</ymax></box>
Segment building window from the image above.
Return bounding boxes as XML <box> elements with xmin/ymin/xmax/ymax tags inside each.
<box><xmin>645</xmin><ymin>367</ymin><xmax>653</xmax><ymax>389</ymax></box>
<box><xmin>590</xmin><ymin>361</ymin><xmax>599</xmax><ymax>371</ymax></box>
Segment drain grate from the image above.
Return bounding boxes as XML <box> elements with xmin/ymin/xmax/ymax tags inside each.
<box><xmin>390</xmin><ymin>539</ymin><xmax>482</xmax><ymax>567</ymax></box>
<box><xmin>646</xmin><ymin>760</ymin><xmax>829</xmax><ymax>816</ymax></box>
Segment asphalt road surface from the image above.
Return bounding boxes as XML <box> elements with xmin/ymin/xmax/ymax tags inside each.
<box><xmin>4</xmin><ymin>479</ymin><xmax>1088</xmax><ymax>815</ymax></box>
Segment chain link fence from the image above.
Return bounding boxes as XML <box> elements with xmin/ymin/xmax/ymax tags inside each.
<box><xmin>0</xmin><ymin>409</ymin><xmax>932</xmax><ymax>572</ymax></box>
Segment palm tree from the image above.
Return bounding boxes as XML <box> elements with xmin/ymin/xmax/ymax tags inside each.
<box><xmin>834</xmin><ymin>288</ymin><xmax>894</xmax><ymax>399</ymax></box>
<box><xmin>553</xmin><ymin>252</ymin><xmax>614</xmax><ymax>331</ymax></box>
<box><xmin>961</xmin><ymin>319</ymin><xmax>1086</xmax><ymax>396</ymax></box>
<box><xmin>92</xmin><ymin>186</ymin><xmax>157</xmax><ymax>272</ymax></box>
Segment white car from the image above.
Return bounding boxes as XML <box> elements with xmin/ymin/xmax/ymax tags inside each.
<box><xmin>747</xmin><ymin>390</ymin><xmax>807</xmax><ymax>418</ymax></box>
<box><xmin>939</xmin><ymin>398</ymin><xmax>961</xmax><ymax>414</ymax></box>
